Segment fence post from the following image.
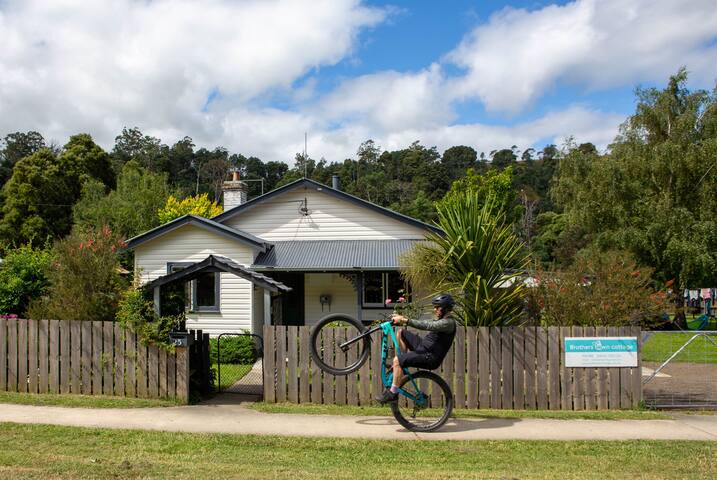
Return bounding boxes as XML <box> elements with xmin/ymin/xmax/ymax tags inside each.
<box><xmin>0</xmin><ymin>317</ymin><xmax>6</xmax><ymax>391</ymax></box>
<box><xmin>263</xmin><ymin>325</ymin><xmax>276</xmax><ymax>403</ymax></box>
<box><xmin>175</xmin><ymin>344</ymin><xmax>189</xmax><ymax>404</ymax></box>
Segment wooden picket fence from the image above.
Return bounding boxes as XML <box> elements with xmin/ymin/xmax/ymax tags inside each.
<box><xmin>263</xmin><ymin>325</ymin><xmax>642</xmax><ymax>410</ymax></box>
<box><xmin>0</xmin><ymin>317</ymin><xmax>199</xmax><ymax>402</ymax></box>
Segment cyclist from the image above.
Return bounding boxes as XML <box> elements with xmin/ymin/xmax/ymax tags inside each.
<box><xmin>376</xmin><ymin>293</ymin><xmax>457</xmax><ymax>404</ymax></box>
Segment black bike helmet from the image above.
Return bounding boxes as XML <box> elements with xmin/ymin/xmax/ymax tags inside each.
<box><xmin>431</xmin><ymin>293</ymin><xmax>455</xmax><ymax>310</ymax></box>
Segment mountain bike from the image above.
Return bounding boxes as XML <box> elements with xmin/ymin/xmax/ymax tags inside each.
<box><xmin>309</xmin><ymin>314</ymin><xmax>453</xmax><ymax>432</ymax></box>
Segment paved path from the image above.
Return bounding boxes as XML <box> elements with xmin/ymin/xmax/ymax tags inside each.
<box><xmin>1</xmin><ymin>397</ymin><xmax>716</xmax><ymax>441</ymax></box>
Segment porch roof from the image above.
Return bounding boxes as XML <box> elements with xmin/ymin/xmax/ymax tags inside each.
<box><xmin>143</xmin><ymin>255</ymin><xmax>292</xmax><ymax>293</ymax></box>
<box><xmin>252</xmin><ymin>239</ymin><xmax>425</xmax><ymax>271</ymax></box>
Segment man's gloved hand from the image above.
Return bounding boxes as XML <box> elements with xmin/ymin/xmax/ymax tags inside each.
<box><xmin>390</xmin><ymin>314</ymin><xmax>408</xmax><ymax>326</ymax></box>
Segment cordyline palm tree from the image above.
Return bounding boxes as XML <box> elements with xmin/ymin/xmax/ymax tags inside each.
<box><xmin>402</xmin><ymin>193</ymin><xmax>529</xmax><ymax>326</ymax></box>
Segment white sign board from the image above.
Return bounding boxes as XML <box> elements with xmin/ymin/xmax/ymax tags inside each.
<box><xmin>564</xmin><ymin>337</ymin><xmax>638</xmax><ymax>367</ymax></box>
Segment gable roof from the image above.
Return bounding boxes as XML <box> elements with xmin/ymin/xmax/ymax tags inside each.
<box><xmin>124</xmin><ymin>214</ymin><xmax>271</xmax><ymax>252</ymax></box>
<box><xmin>212</xmin><ymin>178</ymin><xmax>444</xmax><ymax>235</ymax></box>
<box><xmin>142</xmin><ymin>255</ymin><xmax>291</xmax><ymax>293</ymax></box>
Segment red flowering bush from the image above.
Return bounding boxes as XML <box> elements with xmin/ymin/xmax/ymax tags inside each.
<box><xmin>525</xmin><ymin>249</ymin><xmax>665</xmax><ymax>327</ymax></box>
<box><xmin>27</xmin><ymin>226</ymin><xmax>128</xmax><ymax>322</ymax></box>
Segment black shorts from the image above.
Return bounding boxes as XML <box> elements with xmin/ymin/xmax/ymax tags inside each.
<box><xmin>397</xmin><ymin>330</ymin><xmax>440</xmax><ymax>370</ymax></box>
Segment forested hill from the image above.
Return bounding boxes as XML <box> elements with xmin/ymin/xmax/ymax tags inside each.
<box><xmin>0</xmin><ymin>128</ymin><xmax>564</xmax><ymax>241</ymax></box>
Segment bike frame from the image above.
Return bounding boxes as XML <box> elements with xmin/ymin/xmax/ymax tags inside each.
<box><xmin>339</xmin><ymin>321</ymin><xmax>429</xmax><ymax>407</ymax></box>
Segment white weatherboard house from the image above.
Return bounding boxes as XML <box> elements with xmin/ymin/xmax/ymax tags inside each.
<box><xmin>125</xmin><ymin>176</ymin><xmax>441</xmax><ymax>337</ymax></box>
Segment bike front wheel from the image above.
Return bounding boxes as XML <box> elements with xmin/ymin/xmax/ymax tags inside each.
<box><xmin>391</xmin><ymin>370</ymin><xmax>453</xmax><ymax>432</ymax></box>
<box><xmin>310</xmin><ymin>314</ymin><xmax>370</xmax><ymax>375</ymax></box>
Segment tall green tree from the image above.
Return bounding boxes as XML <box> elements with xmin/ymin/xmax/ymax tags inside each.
<box><xmin>552</xmin><ymin>69</ymin><xmax>717</xmax><ymax>289</ymax></box>
<box><xmin>73</xmin><ymin>161</ymin><xmax>172</xmax><ymax>239</ymax></box>
<box><xmin>0</xmin><ymin>135</ymin><xmax>115</xmax><ymax>248</ymax></box>
<box><xmin>0</xmin><ymin>131</ymin><xmax>46</xmax><ymax>188</ymax></box>
<box><xmin>0</xmin><ymin>149</ymin><xmax>74</xmax><ymax>248</ymax></box>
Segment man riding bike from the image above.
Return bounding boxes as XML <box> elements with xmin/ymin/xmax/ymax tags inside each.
<box><xmin>376</xmin><ymin>293</ymin><xmax>457</xmax><ymax>404</ymax></box>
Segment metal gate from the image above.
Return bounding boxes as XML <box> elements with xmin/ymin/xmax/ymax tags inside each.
<box><xmin>642</xmin><ymin>331</ymin><xmax>717</xmax><ymax>408</ymax></box>
<box><xmin>216</xmin><ymin>333</ymin><xmax>264</xmax><ymax>397</ymax></box>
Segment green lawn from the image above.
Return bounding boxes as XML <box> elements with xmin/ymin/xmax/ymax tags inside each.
<box><xmin>0</xmin><ymin>391</ymin><xmax>180</xmax><ymax>408</ymax></box>
<box><xmin>0</xmin><ymin>423</ymin><xmax>714</xmax><ymax>479</ymax></box>
<box><xmin>642</xmin><ymin>332</ymin><xmax>717</xmax><ymax>363</ymax></box>
<box><xmin>213</xmin><ymin>362</ymin><xmax>252</xmax><ymax>391</ymax></box>
<box><xmin>249</xmin><ymin>402</ymin><xmax>670</xmax><ymax>420</ymax></box>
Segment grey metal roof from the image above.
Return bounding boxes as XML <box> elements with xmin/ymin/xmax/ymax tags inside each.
<box><xmin>252</xmin><ymin>240</ymin><xmax>425</xmax><ymax>271</ymax></box>
<box><xmin>143</xmin><ymin>255</ymin><xmax>291</xmax><ymax>292</ymax></box>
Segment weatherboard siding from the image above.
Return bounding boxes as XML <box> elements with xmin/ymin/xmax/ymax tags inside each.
<box><xmin>303</xmin><ymin>273</ymin><xmax>393</xmax><ymax>326</ymax></box>
<box><xmin>225</xmin><ymin>188</ymin><xmax>428</xmax><ymax>241</ymax></box>
<box><xmin>133</xmin><ymin>224</ymin><xmax>257</xmax><ymax>336</ymax></box>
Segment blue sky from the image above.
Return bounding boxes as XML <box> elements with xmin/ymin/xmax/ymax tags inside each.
<box><xmin>1</xmin><ymin>0</ymin><xmax>715</xmax><ymax>163</ymax></box>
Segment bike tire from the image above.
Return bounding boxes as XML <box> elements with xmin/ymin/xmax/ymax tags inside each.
<box><xmin>309</xmin><ymin>314</ymin><xmax>370</xmax><ymax>376</ymax></box>
<box><xmin>390</xmin><ymin>370</ymin><xmax>453</xmax><ymax>432</ymax></box>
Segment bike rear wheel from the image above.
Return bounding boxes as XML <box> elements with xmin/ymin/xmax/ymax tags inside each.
<box><xmin>310</xmin><ymin>314</ymin><xmax>370</xmax><ymax>375</ymax></box>
<box><xmin>391</xmin><ymin>370</ymin><xmax>453</xmax><ymax>432</ymax></box>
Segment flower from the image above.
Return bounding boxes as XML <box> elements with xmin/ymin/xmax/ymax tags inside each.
<box><xmin>398</xmin><ymin>296</ymin><xmax>406</xmax><ymax>303</ymax></box>
<box><xmin>385</xmin><ymin>298</ymin><xmax>392</xmax><ymax>306</ymax></box>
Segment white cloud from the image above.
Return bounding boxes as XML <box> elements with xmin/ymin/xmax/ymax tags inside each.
<box><xmin>447</xmin><ymin>0</ymin><xmax>717</xmax><ymax>113</ymax></box>
<box><xmin>0</xmin><ymin>0</ymin><xmax>386</xmax><ymax>146</ymax></box>
<box><xmin>319</xmin><ymin>64</ymin><xmax>452</xmax><ymax>131</ymax></box>
<box><xmin>0</xmin><ymin>0</ymin><xmax>712</xmax><ymax>167</ymax></box>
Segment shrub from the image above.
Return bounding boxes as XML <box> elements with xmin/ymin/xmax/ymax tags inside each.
<box><xmin>209</xmin><ymin>335</ymin><xmax>258</xmax><ymax>364</ymax></box>
<box><xmin>115</xmin><ymin>287</ymin><xmax>183</xmax><ymax>350</ymax></box>
<box><xmin>27</xmin><ymin>226</ymin><xmax>128</xmax><ymax>321</ymax></box>
<box><xmin>0</xmin><ymin>245</ymin><xmax>53</xmax><ymax>315</ymax></box>
<box><xmin>525</xmin><ymin>249</ymin><xmax>666</xmax><ymax>327</ymax></box>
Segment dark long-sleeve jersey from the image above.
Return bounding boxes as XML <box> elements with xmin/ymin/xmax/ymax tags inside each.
<box><xmin>406</xmin><ymin>314</ymin><xmax>456</xmax><ymax>360</ymax></box>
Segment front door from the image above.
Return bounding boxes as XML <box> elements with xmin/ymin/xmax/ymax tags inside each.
<box><xmin>271</xmin><ymin>272</ymin><xmax>304</xmax><ymax>326</ymax></box>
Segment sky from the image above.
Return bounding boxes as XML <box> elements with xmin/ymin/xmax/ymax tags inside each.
<box><xmin>1</xmin><ymin>0</ymin><xmax>716</xmax><ymax>165</ymax></box>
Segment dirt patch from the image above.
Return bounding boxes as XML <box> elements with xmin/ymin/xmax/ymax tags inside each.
<box><xmin>643</xmin><ymin>361</ymin><xmax>717</xmax><ymax>407</ymax></box>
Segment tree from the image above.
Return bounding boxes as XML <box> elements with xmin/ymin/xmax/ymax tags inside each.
<box><xmin>0</xmin><ymin>131</ymin><xmax>46</xmax><ymax>188</ymax></box>
<box><xmin>73</xmin><ymin>161</ymin><xmax>172</xmax><ymax>239</ymax></box>
<box><xmin>27</xmin><ymin>226</ymin><xmax>128</xmax><ymax>322</ymax></box>
<box><xmin>438</xmin><ymin>167</ymin><xmax>520</xmax><ymax>223</ymax></box>
<box><xmin>552</xmin><ymin>69</ymin><xmax>717</xmax><ymax>289</ymax></box>
<box><xmin>0</xmin><ymin>245</ymin><xmax>53</xmax><ymax>315</ymax></box>
<box><xmin>0</xmin><ymin>149</ymin><xmax>75</xmax><ymax>248</ymax></box>
<box><xmin>402</xmin><ymin>195</ymin><xmax>529</xmax><ymax>326</ymax></box>
<box><xmin>112</xmin><ymin>127</ymin><xmax>167</xmax><ymax>174</ymax></box>
<box><xmin>441</xmin><ymin>146</ymin><xmax>477</xmax><ymax>183</ymax></box>
<box><xmin>490</xmin><ymin>148</ymin><xmax>516</xmax><ymax>170</ymax></box>
<box><xmin>59</xmin><ymin>133</ymin><xmax>115</xmax><ymax>191</ymax></box>
<box><xmin>157</xmin><ymin>193</ymin><xmax>223</xmax><ymax>223</ymax></box>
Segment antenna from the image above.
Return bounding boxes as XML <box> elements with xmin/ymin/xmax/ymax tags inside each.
<box><xmin>304</xmin><ymin>132</ymin><xmax>308</xmax><ymax>178</ymax></box>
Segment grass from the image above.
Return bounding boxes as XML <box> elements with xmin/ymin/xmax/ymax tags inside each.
<box><xmin>0</xmin><ymin>391</ymin><xmax>180</xmax><ymax>408</ymax></box>
<box><xmin>213</xmin><ymin>362</ymin><xmax>252</xmax><ymax>391</ymax></box>
<box><xmin>249</xmin><ymin>402</ymin><xmax>671</xmax><ymax>420</ymax></box>
<box><xmin>0</xmin><ymin>423</ymin><xmax>715</xmax><ymax>479</ymax></box>
<box><xmin>642</xmin><ymin>332</ymin><xmax>717</xmax><ymax>363</ymax></box>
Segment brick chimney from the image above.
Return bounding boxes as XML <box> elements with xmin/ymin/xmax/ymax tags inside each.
<box><xmin>222</xmin><ymin>168</ymin><xmax>247</xmax><ymax>211</ymax></box>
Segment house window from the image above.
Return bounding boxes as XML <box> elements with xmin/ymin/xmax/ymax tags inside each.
<box><xmin>167</xmin><ymin>263</ymin><xmax>220</xmax><ymax>313</ymax></box>
<box><xmin>362</xmin><ymin>271</ymin><xmax>406</xmax><ymax>308</ymax></box>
